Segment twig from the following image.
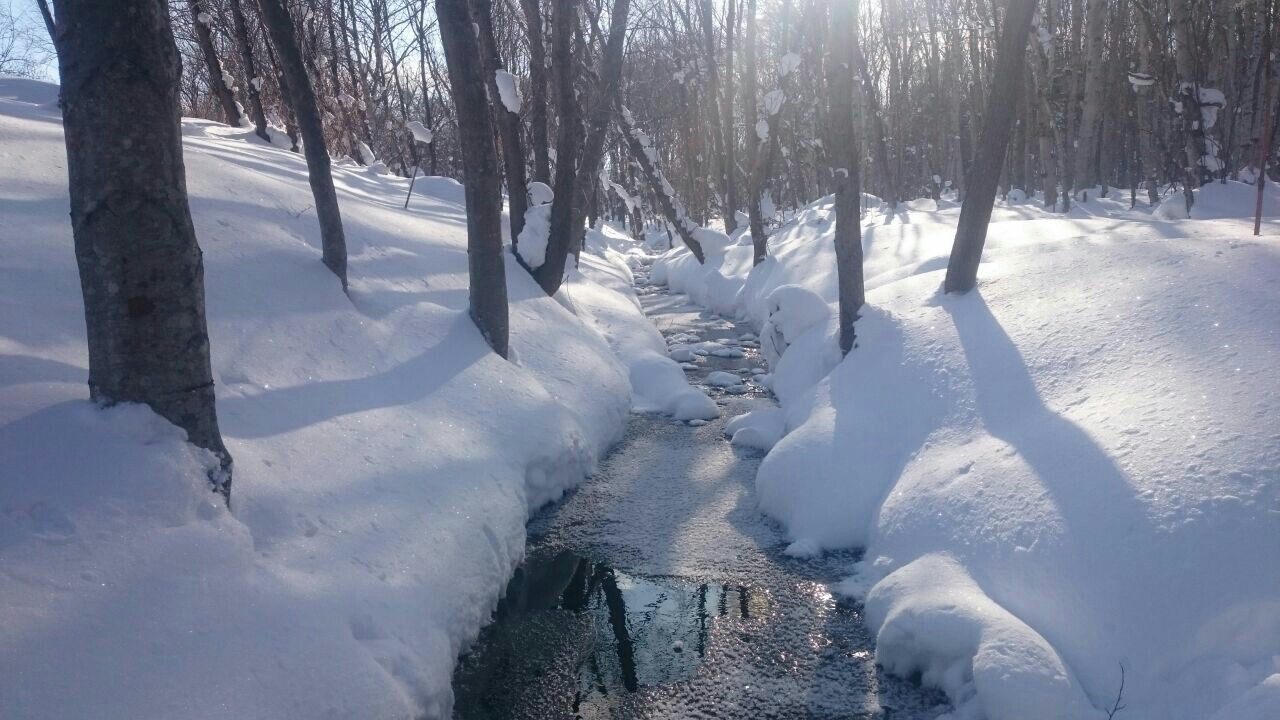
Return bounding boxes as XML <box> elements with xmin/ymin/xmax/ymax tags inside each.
<box><xmin>1105</xmin><ymin>663</ymin><xmax>1127</xmax><ymax>720</ymax></box>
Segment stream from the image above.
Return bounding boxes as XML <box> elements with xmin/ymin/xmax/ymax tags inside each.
<box><xmin>451</xmin><ymin>266</ymin><xmax>946</xmax><ymax>719</ymax></box>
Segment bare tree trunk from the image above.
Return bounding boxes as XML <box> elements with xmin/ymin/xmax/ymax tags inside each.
<box><xmin>944</xmin><ymin>0</ymin><xmax>1037</xmax><ymax>294</ymax></box>
<box><xmin>722</xmin><ymin>0</ymin><xmax>739</xmax><ymax>233</ymax></box>
<box><xmin>36</xmin><ymin>0</ymin><xmax>56</xmax><ymax>42</ymax></box>
<box><xmin>567</xmin><ymin>0</ymin><xmax>633</xmax><ymax>263</ymax></box>
<box><xmin>258</xmin><ymin>0</ymin><xmax>348</xmax><ymax>288</ymax></box>
<box><xmin>522</xmin><ymin>0</ymin><xmax>552</xmax><ymax>186</ymax></box>
<box><xmin>1135</xmin><ymin>6</ymin><xmax>1162</xmax><ymax>205</ymax></box>
<box><xmin>189</xmin><ymin>0</ymin><xmax>244</xmax><ymax>127</ymax></box>
<box><xmin>436</xmin><ymin>0</ymin><xmax>510</xmax><ymax>357</ymax></box>
<box><xmin>534</xmin><ymin>0</ymin><xmax>585</xmax><ymax>294</ymax></box>
<box><xmin>743</xmin><ymin>0</ymin><xmax>766</xmax><ymax>263</ymax></box>
<box><xmin>619</xmin><ymin>107</ymin><xmax>706</xmax><ymax>262</ymax></box>
<box><xmin>53</xmin><ymin>0</ymin><xmax>233</xmax><ymax>498</ymax></box>
<box><xmin>827</xmin><ymin>0</ymin><xmax>863</xmax><ymax>356</ymax></box>
<box><xmin>1071</xmin><ymin>0</ymin><xmax>1107</xmax><ymax>200</ymax></box>
<box><xmin>699</xmin><ymin>0</ymin><xmax>736</xmax><ymax>234</ymax></box>
<box><xmin>229</xmin><ymin>0</ymin><xmax>270</xmax><ymax>141</ymax></box>
<box><xmin>1171</xmin><ymin>0</ymin><xmax>1204</xmax><ymax>212</ymax></box>
<box><xmin>474</xmin><ymin>0</ymin><xmax>530</xmax><ymax>243</ymax></box>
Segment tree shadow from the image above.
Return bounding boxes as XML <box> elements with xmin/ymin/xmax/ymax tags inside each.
<box><xmin>942</xmin><ymin>291</ymin><xmax>1147</xmax><ymax>530</ymax></box>
<box><xmin>218</xmin><ymin>313</ymin><xmax>488</xmax><ymax>439</ymax></box>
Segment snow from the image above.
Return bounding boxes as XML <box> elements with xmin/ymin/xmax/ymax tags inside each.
<box><xmin>764</xmin><ymin>89</ymin><xmax>786</xmax><ymax>116</ymax></box>
<box><xmin>494</xmin><ymin>69</ymin><xmax>522</xmax><ymax>114</ymax></box>
<box><xmin>0</xmin><ymin>78</ymin><xmax>702</xmax><ymax>720</ymax></box>
<box><xmin>648</xmin><ymin>182</ymin><xmax>1280</xmax><ymax>719</ymax></box>
<box><xmin>565</xmin><ymin>228</ymin><xmax>719</xmax><ymax>422</ymax></box>
<box><xmin>406</xmin><ymin>120</ymin><xmax>434</xmax><ymax>144</ymax></box>
<box><xmin>779</xmin><ymin>52</ymin><xmax>802</xmax><ymax>77</ymax></box>
<box><xmin>527</xmin><ymin>180</ymin><xmax>553</xmax><ymax>205</ymax></box>
<box><xmin>515</xmin><ymin>202</ymin><xmax>551</xmax><ymax>268</ymax></box>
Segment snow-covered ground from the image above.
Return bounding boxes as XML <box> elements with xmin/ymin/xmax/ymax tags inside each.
<box><xmin>651</xmin><ymin>187</ymin><xmax>1280</xmax><ymax>719</ymax></box>
<box><xmin>0</xmin><ymin>77</ymin><xmax>705</xmax><ymax>719</ymax></box>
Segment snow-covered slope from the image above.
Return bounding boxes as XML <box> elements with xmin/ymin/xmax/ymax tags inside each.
<box><xmin>652</xmin><ymin>188</ymin><xmax>1280</xmax><ymax>719</ymax></box>
<box><xmin>0</xmin><ymin>77</ymin><xmax>692</xmax><ymax>719</ymax></box>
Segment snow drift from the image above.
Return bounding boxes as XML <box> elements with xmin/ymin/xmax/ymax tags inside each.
<box><xmin>0</xmin><ymin>77</ymin><xmax>700</xmax><ymax>719</ymax></box>
<box><xmin>650</xmin><ymin>186</ymin><xmax>1280</xmax><ymax>719</ymax></box>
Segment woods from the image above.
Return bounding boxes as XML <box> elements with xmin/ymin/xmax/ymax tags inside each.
<box><xmin>35</xmin><ymin>0</ymin><xmax>1280</xmax><ymax>498</ymax></box>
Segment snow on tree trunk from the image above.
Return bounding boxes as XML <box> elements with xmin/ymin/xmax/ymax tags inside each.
<box><xmin>52</xmin><ymin>0</ymin><xmax>233</xmax><ymax>498</ymax></box>
<box><xmin>436</xmin><ymin>0</ymin><xmax>510</xmax><ymax>357</ymax></box>
<box><xmin>228</xmin><ymin>0</ymin><xmax>270</xmax><ymax>142</ymax></box>
<box><xmin>619</xmin><ymin>107</ymin><xmax>706</xmax><ymax>263</ymax></box>
<box><xmin>188</xmin><ymin>0</ymin><xmax>243</xmax><ymax>128</ymax></box>
<box><xmin>944</xmin><ymin>0</ymin><xmax>1038</xmax><ymax>295</ymax></box>
<box><xmin>258</xmin><ymin>0</ymin><xmax>349</xmax><ymax>289</ymax></box>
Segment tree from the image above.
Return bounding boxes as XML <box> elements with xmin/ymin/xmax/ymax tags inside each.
<box><xmin>52</xmin><ymin>0</ymin><xmax>233</xmax><ymax>498</ymax></box>
<box><xmin>522</xmin><ymin>0</ymin><xmax>552</xmax><ymax>186</ymax></box>
<box><xmin>826</xmin><ymin>0</ymin><xmax>864</xmax><ymax>356</ymax></box>
<box><xmin>257</xmin><ymin>0</ymin><xmax>349</xmax><ymax>289</ymax></box>
<box><xmin>1072</xmin><ymin>0</ymin><xmax>1107</xmax><ymax>200</ymax></box>
<box><xmin>228</xmin><ymin>0</ymin><xmax>270</xmax><ymax>142</ymax></box>
<box><xmin>188</xmin><ymin>0</ymin><xmax>243</xmax><ymax>127</ymax></box>
<box><xmin>474</xmin><ymin>0</ymin><xmax>530</xmax><ymax>245</ymax></box>
<box><xmin>534</xmin><ymin>0</ymin><xmax>585</xmax><ymax>295</ymax></box>
<box><xmin>567</xmin><ymin>0</ymin><xmax>633</xmax><ymax>264</ymax></box>
<box><xmin>436</xmin><ymin>0</ymin><xmax>510</xmax><ymax>357</ymax></box>
<box><xmin>943</xmin><ymin>0</ymin><xmax>1039</xmax><ymax>294</ymax></box>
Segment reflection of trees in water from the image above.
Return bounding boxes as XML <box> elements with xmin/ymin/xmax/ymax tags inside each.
<box><xmin>468</xmin><ymin>550</ymin><xmax>758</xmax><ymax>713</ymax></box>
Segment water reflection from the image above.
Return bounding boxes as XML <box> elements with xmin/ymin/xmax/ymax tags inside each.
<box><xmin>454</xmin><ymin>550</ymin><xmax>765</xmax><ymax>718</ymax></box>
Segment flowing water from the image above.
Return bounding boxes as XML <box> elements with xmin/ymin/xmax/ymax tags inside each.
<box><xmin>452</xmin><ymin>269</ymin><xmax>946</xmax><ymax>719</ymax></box>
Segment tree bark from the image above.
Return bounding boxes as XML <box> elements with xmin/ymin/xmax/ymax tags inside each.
<box><xmin>257</xmin><ymin>0</ymin><xmax>348</xmax><ymax>289</ymax></box>
<box><xmin>229</xmin><ymin>0</ymin><xmax>270</xmax><ymax>141</ymax></box>
<box><xmin>699</xmin><ymin>0</ymin><xmax>736</xmax><ymax>234</ymax></box>
<box><xmin>436</xmin><ymin>0</ymin><xmax>510</xmax><ymax>357</ymax></box>
<box><xmin>827</xmin><ymin>0</ymin><xmax>864</xmax><ymax>356</ymax></box>
<box><xmin>1071</xmin><ymin>0</ymin><xmax>1107</xmax><ymax>200</ymax></box>
<box><xmin>53</xmin><ymin>0</ymin><xmax>233</xmax><ymax>498</ymax></box>
<box><xmin>1171</xmin><ymin>0</ymin><xmax>1204</xmax><ymax>213</ymax></box>
<box><xmin>189</xmin><ymin>0</ymin><xmax>244</xmax><ymax>127</ymax></box>
<box><xmin>522</xmin><ymin>0</ymin><xmax>552</xmax><ymax>185</ymax></box>
<box><xmin>533</xmin><ymin>0</ymin><xmax>584</xmax><ymax>294</ymax></box>
<box><xmin>943</xmin><ymin>0</ymin><xmax>1037</xmax><ymax>294</ymax></box>
<box><xmin>619</xmin><ymin>106</ymin><xmax>706</xmax><ymax>262</ymax></box>
<box><xmin>474</xmin><ymin>0</ymin><xmax>530</xmax><ymax>244</ymax></box>
<box><xmin>36</xmin><ymin>0</ymin><xmax>56</xmax><ymax>42</ymax></box>
<box><xmin>566</xmin><ymin>0</ymin><xmax>632</xmax><ymax>265</ymax></box>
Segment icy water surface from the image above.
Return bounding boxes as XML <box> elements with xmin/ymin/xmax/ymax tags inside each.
<box><xmin>452</xmin><ymin>269</ymin><xmax>946</xmax><ymax>719</ymax></box>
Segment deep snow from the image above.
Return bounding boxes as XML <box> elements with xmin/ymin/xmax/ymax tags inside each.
<box><xmin>0</xmin><ymin>77</ymin><xmax>704</xmax><ymax>719</ymax></box>
<box><xmin>650</xmin><ymin>185</ymin><xmax>1280</xmax><ymax>720</ymax></box>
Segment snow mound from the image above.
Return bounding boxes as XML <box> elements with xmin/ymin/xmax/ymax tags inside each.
<box><xmin>0</xmin><ymin>78</ymin><xmax>642</xmax><ymax>720</ymax></box>
<box><xmin>865</xmin><ymin>554</ymin><xmax>1102</xmax><ymax>720</ymax></box>
<box><xmin>646</xmin><ymin>188</ymin><xmax>1280</xmax><ymax>719</ymax></box>
<box><xmin>516</xmin><ymin>203</ymin><xmax>551</xmax><ymax>268</ymax></box>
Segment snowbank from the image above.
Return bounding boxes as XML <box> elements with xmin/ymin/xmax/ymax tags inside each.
<box><xmin>567</xmin><ymin>227</ymin><xmax>718</xmax><ymax>421</ymax></box>
<box><xmin>650</xmin><ymin>186</ymin><xmax>1280</xmax><ymax>719</ymax></box>
<box><xmin>0</xmin><ymin>78</ymin><xmax>688</xmax><ymax>719</ymax></box>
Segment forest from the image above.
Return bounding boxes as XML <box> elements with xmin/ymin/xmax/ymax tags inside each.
<box><xmin>1</xmin><ymin>0</ymin><xmax>1278</xmax><ymax>718</ymax></box>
